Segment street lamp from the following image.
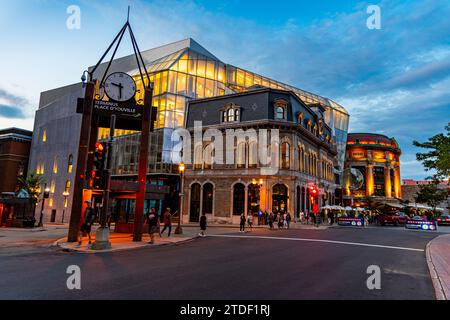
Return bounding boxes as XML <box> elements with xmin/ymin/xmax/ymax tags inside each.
<box><xmin>62</xmin><ymin>191</ymin><xmax>70</xmax><ymax>223</ymax></box>
<box><xmin>175</xmin><ymin>162</ymin><xmax>185</xmax><ymax>235</ymax></box>
<box><xmin>38</xmin><ymin>184</ymin><xmax>50</xmax><ymax>228</ymax></box>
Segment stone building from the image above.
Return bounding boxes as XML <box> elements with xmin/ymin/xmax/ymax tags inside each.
<box><xmin>0</xmin><ymin>127</ymin><xmax>32</xmax><ymax>193</ymax></box>
<box><xmin>343</xmin><ymin>133</ymin><xmax>402</xmax><ymax>206</ymax></box>
<box><xmin>181</xmin><ymin>88</ymin><xmax>338</xmax><ymax>224</ymax></box>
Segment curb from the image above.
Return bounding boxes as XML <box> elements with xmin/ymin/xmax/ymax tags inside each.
<box><xmin>53</xmin><ymin>236</ymin><xmax>199</xmax><ymax>254</ymax></box>
<box><xmin>426</xmin><ymin>239</ymin><xmax>447</xmax><ymax>300</ymax></box>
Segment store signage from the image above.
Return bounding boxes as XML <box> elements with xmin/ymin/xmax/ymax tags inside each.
<box><xmin>405</xmin><ymin>220</ymin><xmax>437</xmax><ymax>231</ymax></box>
<box><xmin>338</xmin><ymin>217</ymin><xmax>364</xmax><ymax>227</ymax></box>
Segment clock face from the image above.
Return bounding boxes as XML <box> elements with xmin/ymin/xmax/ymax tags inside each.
<box><xmin>104</xmin><ymin>72</ymin><xmax>136</xmax><ymax>102</ymax></box>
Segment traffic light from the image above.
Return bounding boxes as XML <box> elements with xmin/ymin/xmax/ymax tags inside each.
<box><xmin>93</xmin><ymin>142</ymin><xmax>106</xmax><ymax>189</ymax></box>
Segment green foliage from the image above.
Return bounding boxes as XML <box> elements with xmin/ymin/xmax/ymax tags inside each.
<box><xmin>17</xmin><ymin>174</ymin><xmax>46</xmax><ymax>204</ymax></box>
<box><xmin>414</xmin><ymin>181</ymin><xmax>448</xmax><ymax>213</ymax></box>
<box><xmin>413</xmin><ymin>123</ymin><xmax>450</xmax><ymax>180</ymax></box>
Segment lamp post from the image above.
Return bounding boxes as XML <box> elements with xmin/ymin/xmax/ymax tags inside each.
<box><xmin>62</xmin><ymin>191</ymin><xmax>70</xmax><ymax>223</ymax></box>
<box><xmin>175</xmin><ymin>162</ymin><xmax>185</xmax><ymax>235</ymax></box>
<box><xmin>38</xmin><ymin>184</ymin><xmax>50</xmax><ymax>228</ymax></box>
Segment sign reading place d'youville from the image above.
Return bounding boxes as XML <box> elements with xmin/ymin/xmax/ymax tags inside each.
<box><xmin>93</xmin><ymin>99</ymin><xmax>141</xmax><ymax>117</ymax></box>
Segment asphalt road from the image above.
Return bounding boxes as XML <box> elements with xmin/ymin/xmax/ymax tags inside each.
<box><xmin>0</xmin><ymin>227</ymin><xmax>443</xmax><ymax>300</ymax></box>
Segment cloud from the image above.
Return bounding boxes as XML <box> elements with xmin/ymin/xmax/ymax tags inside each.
<box><xmin>0</xmin><ymin>104</ymin><xmax>27</xmax><ymax>119</ymax></box>
<box><xmin>0</xmin><ymin>88</ymin><xmax>29</xmax><ymax>107</ymax></box>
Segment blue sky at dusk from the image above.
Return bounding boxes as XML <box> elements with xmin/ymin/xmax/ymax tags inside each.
<box><xmin>0</xmin><ymin>0</ymin><xmax>449</xmax><ymax>180</ymax></box>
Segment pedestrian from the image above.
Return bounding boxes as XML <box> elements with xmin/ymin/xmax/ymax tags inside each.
<box><xmin>268</xmin><ymin>212</ymin><xmax>274</xmax><ymax>229</ymax></box>
<box><xmin>240</xmin><ymin>213</ymin><xmax>246</xmax><ymax>232</ymax></box>
<box><xmin>160</xmin><ymin>208</ymin><xmax>173</xmax><ymax>237</ymax></box>
<box><xmin>79</xmin><ymin>200</ymin><xmax>96</xmax><ymax>245</ymax></box>
<box><xmin>299</xmin><ymin>211</ymin><xmax>304</xmax><ymax>223</ymax></box>
<box><xmin>146</xmin><ymin>208</ymin><xmax>159</xmax><ymax>244</ymax></box>
<box><xmin>305</xmin><ymin>209</ymin><xmax>310</xmax><ymax>225</ymax></box>
<box><xmin>199</xmin><ymin>213</ymin><xmax>207</xmax><ymax>237</ymax></box>
<box><xmin>286</xmin><ymin>212</ymin><xmax>292</xmax><ymax>229</ymax></box>
<box><xmin>247</xmin><ymin>213</ymin><xmax>254</xmax><ymax>231</ymax></box>
<box><xmin>278</xmin><ymin>214</ymin><xmax>283</xmax><ymax>229</ymax></box>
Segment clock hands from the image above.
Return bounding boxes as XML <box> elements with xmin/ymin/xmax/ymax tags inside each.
<box><xmin>111</xmin><ymin>82</ymin><xmax>124</xmax><ymax>99</ymax></box>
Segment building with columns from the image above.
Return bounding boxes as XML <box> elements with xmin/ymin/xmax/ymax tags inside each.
<box><xmin>181</xmin><ymin>87</ymin><xmax>338</xmax><ymax>224</ymax></box>
<box><xmin>343</xmin><ymin>133</ymin><xmax>402</xmax><ymax>206</ymax></box>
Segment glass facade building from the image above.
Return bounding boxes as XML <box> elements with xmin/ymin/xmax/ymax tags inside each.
<box><xmin>94</xmin><ymin>39</ymin><xmax>349</xmax><ymax>177</ymax></box>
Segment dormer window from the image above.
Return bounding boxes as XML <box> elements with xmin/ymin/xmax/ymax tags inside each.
<box><xmin>276</xmin><ymin>106</ymin><xmax>286</xmax><ymax>120</ymax></box>
<box><xmin>221</xmin><ymin>103</ymin><xmax>241</xmax><ymax>123</ymax></box>
<box><xmin>273</xmin><ymin>98</ymin><xmax>288</xmax><ymax>120</ymax></box>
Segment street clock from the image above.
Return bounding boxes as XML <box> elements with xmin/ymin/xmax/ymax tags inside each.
<box><xmin>104</xmin><ymin>72</ymin><xmax>136</xmax><ymax>102</ymax></box>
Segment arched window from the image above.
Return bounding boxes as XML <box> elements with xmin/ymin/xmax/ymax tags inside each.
<box><xmin>190</xmin><ymin>183</ymin><xmax>201</xmax><ymax>222</ymax></box>
<box><xmin>202</xmin><ymin>183</ymin><xmax>214</xmax><ymax>215</ymax></box>
<box><xmin>236</xmin><ymin>142</ymin><xmax>246</xmax><ymax>168</ymax></box>
<box><xmin>298</xmin><ymin>112</ymin><xmax>304</xmax><ymax>124</ymax></box>
<box><xmin>203</xmin><ymin>144</ymin><xmax>213</xmax><ymax>169</ymax></box>
<box><xmin>233</xmin><ymin>183</ymin><xmax>245</xmax><ymax>216</ymax></box>
<box><xmin>67</xmin><ymin>155</ymin><xmax>73</xmax><ymax>173</ymax></box>
<box><xmin>248</xmin><ymin>141</ymin><xmax>258</xmax><ymax>168</ymax></box>
<box><xmin>281</xmin><ymin>142</ymin><xmax>290</xmax><ymax>169</ymax></box>
<box><xmin>227</xmin><ymin>108</ymin><xmax>235</xmax><ymax>122</ymax></box>
<box><xmin>276</xmin><ymin>106</ymin><xmax>286</xmax><ymax>120</ymax></box>
<box><xmin>194</xmin><ymin>144</ymin><xmax>203</xmax><ymax>169</ymax></box>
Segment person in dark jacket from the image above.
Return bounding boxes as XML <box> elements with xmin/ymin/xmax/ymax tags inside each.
<box><xmin>160</xmin><ymin>208</ymin><xmax>173</xmax><ymax>237</ymax></box>
<box><xmin>199</xmin><ymin>213</ymin><xmax>207</xmax><ymax>237</ymax></box>
<box><xmin>79</xmin><ymin>201</ymin><xmax>96</xmax><ymax>245</ymax></box>
<box><xmin>146</xmin><ymin>208</ymin><xmax>159</xmax><ymax>244</ymax></box>
<box><xmin>240</xmin><ymin>213</ymin><xmax>246</xmax><ymax>232</ymax></box>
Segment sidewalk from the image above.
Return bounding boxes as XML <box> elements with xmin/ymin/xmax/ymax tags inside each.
<box><xmin>56</xmin><ymin>232</ymin><xmax>196</xmax><ymax>254</ymax></box>
<box><xmin>426</xmin><ymin>234</ymin><xmax>450</xmax><ymax>300</ymax></box>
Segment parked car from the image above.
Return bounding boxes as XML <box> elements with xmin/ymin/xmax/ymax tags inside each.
<box><xmin>378</xmin><ymin>212</ymin><xmax>409</xmax><ymax>226</ymax></box>
<box><xmin>436</xmin><ymin>215</ymin><xmax>450</xmax><ymax>226</ymax></box>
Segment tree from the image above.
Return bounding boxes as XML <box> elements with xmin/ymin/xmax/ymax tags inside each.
<box><xmin>413</xmin><ymin>122</ymin><xmax>450</xmax><ymax>180</ymax></box>
<box><xmin>17</xmin><ymin>174</ymin><xmax>46</xmax><ymax>205</ymax></box>
<box><xmin>414</xmin><ymin>181</ymin><xmax>448</xmax><ymax>216</ymax></box>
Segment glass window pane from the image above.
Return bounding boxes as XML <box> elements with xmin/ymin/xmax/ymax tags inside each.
<box><xmin>205</xmin><ymin>79</ymin><xmax>214</xmax><ymax>97</ymax></box>
<box><xmin>197</xmin><ymin>60</ymin><xmax>206</xmax><ymax>77</ymax></box>
<box><xmin>167</xmin><ymin>95</ymin><xmax>176</xmax><ymax>111</ymax></box>
<box><xmin>188</xmin><ymin>59</ymin><xmax>197</xmax><ymax>75</ymax></box>
<box><xmin>175</xmin><ymin>112</ymin><xmax>184</xmax><ymax>128</ymax></box>
<box><xmin>178</xmin><ymin>59</ymin><xmax>188</xmax><ymax>73</ymax></box>
<box><xmin>245</xmin><ymin>72</ymin><xmax>253</xmax><ymax>87</ymax></box>
<box><xmin>168</xmin><ymin>72</ymin><xmax>176</xmax><ymax>93</ymax></box>
<box><xmin>159</xmin><ymin>96</ymin><xmax>166</xmax><ymax>112</ymax></box>
<box><xmin>206</xmin><ymin>60</ymin><xmax>215</xmax><ymax>79</ymax></box>
<box><xmin>196</xmin><ymin>77</ymin><xmax>205</xmax><ymax>98</ymax></box>
<box><xmin>187</xmin><ymin>75</ymin><xmax>196</xmax><ymax>98</ymax></box>
<box><xmin>177</xmin><ymin>73</ymin><xmax>187</xmax><ymax>95</ymax></box>
<box><xmin>217</xmin><ymin>63</ymin><xmax>225</xmax><ymax>83</ymax></box>
<box><xmin>254</xmin><ymin>76</ymin><xmax>262</xmax><ymax>85</ymax></box>
<box><xmin>175</xmin><ymin>96</ymin><xmax>186</xmax><ymax>113</ymax></box>
<box><xmin>237</xmin><ymin>69</ymin><xmax>245</xmax><ymax>86</ymax></box>
<box><xmin>154</xmin><ymin>73</ymin><xmax>161</xmax><ymax>95</ymax></box>
<box><xmin>161</xmin><ymin>71</ymin><xmax>168</xmax><ymax>94</ymax></box>
<box><xmin>157</xmin><ymin>111</ymin><xmax>165</xmax><ymax>128</ymax></box>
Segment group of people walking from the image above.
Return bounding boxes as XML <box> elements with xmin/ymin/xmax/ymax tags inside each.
<box><xmin>239</xmin><ymin>211</ymin><xmax>292</xmax><ymax>232</ymax></box>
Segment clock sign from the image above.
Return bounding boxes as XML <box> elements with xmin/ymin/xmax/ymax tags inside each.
<box><xmin>104</xmin><ymin>72</ymin><xmax>136</xmax><ymax>102</ymax></box>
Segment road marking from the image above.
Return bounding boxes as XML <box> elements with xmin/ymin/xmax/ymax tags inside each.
<box><xmin>207</xmin><ymin>234</ymin><xmax>425</xmax><ymax>252</ymax></box>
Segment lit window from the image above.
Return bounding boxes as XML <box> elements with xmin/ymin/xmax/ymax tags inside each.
<box><xmin>42</xmin><ymin>129</ymin><xmax>47</xmax><ymax>142</ymax></box>
<box><xmin>281</xmin><ymin>142</ymin><xmax>290</xmax><ymax>169</ymax></box>
<box><xmin>65</xmin><ymin>180</ymin><xmax>71</xmax><ymax>193</ymax></box>
<box><xmin>67</xmin><ymin>155</ymin><xmax>73</xmax><ymax>173</ymax></box>
<box><xmin>50</xmin><ymin>180</ymin><xmax>55</xmax><ymax>193</ymax></box>
<box><xmin>53</xmin><ymin>157</ymin><xmax>58</xmax><ymax>174</ymax></box>
<box><xmin>49</xmin><ymin>197</ymin><xmax>53</xmax><ymax>207</ymax></box>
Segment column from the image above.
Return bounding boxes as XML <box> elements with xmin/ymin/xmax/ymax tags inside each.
<box><xmin>394</xmin><ymin>167</ymin><xmax>401</xmax><ymax>198</ymax></box>
<box><xmin>366</xmin><ymin>164</ymin><xmax>374</xmax><ymax>196</ymax></box>
<box><xmin>384</xmin><ymin>166</ymin><xmax>392</xmax><ymax>198</ymax></box>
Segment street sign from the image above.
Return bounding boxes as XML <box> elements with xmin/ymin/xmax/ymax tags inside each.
<box><xmin>93</xmin><ymin>100</ymin><xmax>142</xmax><ymax>118</ymax></box>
